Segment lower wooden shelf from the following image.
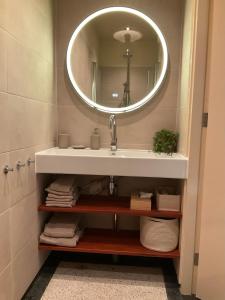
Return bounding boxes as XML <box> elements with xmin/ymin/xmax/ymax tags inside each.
<box><xmin>39</xmin><ymin>228</ymin><xmax>179</xmax><ymax>258</ymax></box>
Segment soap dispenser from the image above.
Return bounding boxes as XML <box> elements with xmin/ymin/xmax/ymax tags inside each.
<box><xmin>90</xmin><ymin>128</ymin><xmax>101</xmax><ymax>150</ymax></box>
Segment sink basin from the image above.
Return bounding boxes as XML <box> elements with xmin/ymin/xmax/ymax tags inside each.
<box><xmin>35</xmin><ymin>147</ymin><xmax>188</xmax><ymax>178</ymax></box>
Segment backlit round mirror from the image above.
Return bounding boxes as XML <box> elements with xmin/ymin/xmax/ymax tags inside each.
<box><xmin>67</xmin><ymin>7</ymin><xmax>168</xmax><ymax>114</ymax></box>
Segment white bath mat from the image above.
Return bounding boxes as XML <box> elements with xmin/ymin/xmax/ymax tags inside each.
<box><xmin>41</xmin><ymin>262</ymin><xmax>168</xmax><ymax>300</ymax></box>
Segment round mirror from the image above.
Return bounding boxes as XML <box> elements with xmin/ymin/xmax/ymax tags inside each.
<box><xmin>67</xmin><ymin>7</ymin><xmax>168</xmax><ymax>114</ymax></box>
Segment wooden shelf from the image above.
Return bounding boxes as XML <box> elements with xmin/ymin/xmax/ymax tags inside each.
<box><xmin>39</xmin><ymin>228</ymin><xmax>179</xmax><ymax>258</ymax></box>
<box><xmin>39</xmin><ymin>195</ymin><xmax>182</xmax><ymax>218</ymax></box>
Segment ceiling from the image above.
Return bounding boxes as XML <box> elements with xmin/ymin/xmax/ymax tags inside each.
<box><xmin>90</xmin><ymin>11</ymin><xmax>157</xmax><ymax>42</ymax></box>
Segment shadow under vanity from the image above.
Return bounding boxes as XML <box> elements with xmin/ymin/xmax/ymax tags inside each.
<box><xmin>37</xmin><ymin>175</ymin><xmax>182</xmax><ymax>259</ymax></box>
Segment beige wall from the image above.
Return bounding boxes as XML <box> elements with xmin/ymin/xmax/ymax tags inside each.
<box><xmin>56</xmin><ymin>0</ymin><xmax>183</xmax><ymax>149</ymax></box>
<box><xmin>0</xmin><ymin>0</ymin><xmax>57</xmax><ymax>299</ymax></box>
<box><xmin>195</xmin><ymin>0</ymin><xmax>225</xmax><ymax>299</ymax></box>
<box><xmin>177</xmin><ymin>0</ymin><xmax>193</xmax><ymax>155</ymax></box>
<box><xmin>177</xmin><ymin>0</ymin><xmax>210</xmax><ymax>294</ymax></box>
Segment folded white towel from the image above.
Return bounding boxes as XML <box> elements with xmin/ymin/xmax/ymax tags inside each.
<box><xmin>46</xmin><ymin>196</ymin><xmax>74</xmax><ymax>202</ymax></box>
<box><xmin>47</xmin><ymin>189</ymin><xmax>79</xmax><ymax>200</ymax></box>
<box><xmin>48</xmin><ymin>176</ymin><xmax>76</xmax><ymax>193</ymax></box>
<box><xmin>40</xmin><ymin>229</ymin><xmax>83</xmax><ymax>247</ymax></box>
<box><xmin>45</xmin><ymin>188</ymin><xmax>74</xmax><ymax>196</ymax></box>
<box><xmin>45</xmin><ymin>200</ymin><xmax>76</xmax><ymax>207</ymax></box>
<box><xmin>48</xmin><ymin>193</ymin><xmax>74</xmax><ymax>200</ymax></box>
<box><xmin>44</xmin><ymin>213</ymin><xmax>80</xmax><ymax>238</ymax></box>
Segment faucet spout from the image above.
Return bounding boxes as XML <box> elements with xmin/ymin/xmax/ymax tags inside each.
<box><xmin>109</xmin><ymin>114</ymin><xmax>117</xmax><ymax>151</ymax></box>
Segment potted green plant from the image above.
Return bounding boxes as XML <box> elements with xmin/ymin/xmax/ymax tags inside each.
<box><xmin>153</xmin><ymin>129</ymin><xmax>179</xmax><ymax>154</ymax></box>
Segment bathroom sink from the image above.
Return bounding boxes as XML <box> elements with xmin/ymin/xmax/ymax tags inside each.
<box><xmin>35</xmin><ymin>147</ymin><xmax>188</xmax><ymax>178</ymax></box>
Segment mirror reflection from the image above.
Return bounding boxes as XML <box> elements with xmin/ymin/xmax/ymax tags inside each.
<box><xmin>69</xmin><ymin>11</ymin><xmax>164</xmax><ymax>109</ymax></box>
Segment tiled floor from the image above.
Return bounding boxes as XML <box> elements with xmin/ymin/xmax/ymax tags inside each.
<box><xmin>22</xmin><ymin>253</ymin><xmax>198</xmax><ymax>300</ymax></box>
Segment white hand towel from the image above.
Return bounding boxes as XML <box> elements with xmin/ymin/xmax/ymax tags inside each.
<box><xmin>45</xmin><ymin>200</ymin><xmax>76</xmax><ymax>207</ymax></box>
<box><xmin>48</xmin><ymin>176</ymin><xmax>76</xmax><ymax>193</ymax></box>
<box><xmin>44</xmin><ymin>213</ymin><xmax>80</xmax><ymax>238</ymax></box>
<box><xmin>48</xmin><ymin>193</ymin><xmax>73</xmax><ymax>200</ymax></box>
<box><xmin>45</xmin><ymin>188</ymin><xmax>74</xmax><ymax>196</ymax></box>
<box><xmin>47</xmin><ymin>189</ymin><xmax>79</xmax><ymax>201</ymax></box>
<box><xmin>40</xmin><ymin>229</ymin><xmax>83</xmax><ymax>247</ymax></box>
<box><xmin>46</xmin><ymin>196</ymin><xmax>74</xmax><ymax>202</ymax></box>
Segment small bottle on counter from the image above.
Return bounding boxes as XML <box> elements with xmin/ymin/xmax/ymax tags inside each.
<box><xmin>90</xmin><ymin>128</ymin><xmax>101</xmax><ymax>150</ymax></box>
<box><xmin>58</xmin><ymin>133</ymin><xmax>70</xmax><ymax>148</ymax></box>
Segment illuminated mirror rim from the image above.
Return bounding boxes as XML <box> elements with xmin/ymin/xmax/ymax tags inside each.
<box><xmin>66</xmin><ymin>6</ymin><xmax>168</xmax><ymax>114</ymax></box>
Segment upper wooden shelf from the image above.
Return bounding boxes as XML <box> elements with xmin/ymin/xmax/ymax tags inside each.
<box><xmin>39</xmin><ymin>195</ymin><xmax>182</xmax><ymax>218</ymax></box>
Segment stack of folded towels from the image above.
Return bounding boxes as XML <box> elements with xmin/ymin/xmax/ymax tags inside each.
<box><xmin>45</xmin><ymin>176</ymin><xmax>79</xmax><ymax>207</ymax></box>
<box><xmin>40</xmin><ymin>213</ymin><xmax>82</xmax><ymax>247</ymax></box>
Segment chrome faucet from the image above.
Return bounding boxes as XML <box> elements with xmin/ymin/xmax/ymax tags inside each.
<box><xmin>109</xmin><ymin>114</ymin><xmax>117</xmax><ymax>152</ymax></box>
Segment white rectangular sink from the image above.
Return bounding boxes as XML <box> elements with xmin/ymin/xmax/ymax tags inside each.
<box><xmin>35</xmin><ymin>147</ymin><xmax>188</xmax><ymax>179</ymax></box>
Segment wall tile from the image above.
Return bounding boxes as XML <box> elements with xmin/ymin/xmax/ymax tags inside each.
<box><xmin>0</xmin><ymin>265</ymin><xmax>12</xmax><ymax>300</ymax></box>
<box><xmin>10</xmin><ymin>193</ymin><xmax>39</xmax><ymax>258</ymax></box>
<box><xmin>24</xmin><ymin>99</ymin><xmax>44</xmax><ymax>147</ymax></box>
<box><xmin>0</xmin><ymin>92</ymin><xmax>10</xmax><ymax>153</ymax></box>
<box><xmin>57</xmin><ymin>67</ymin><xmax>75</xmax><ymax>106</ymax></box>
<box><xmin>24</xmin><ymin>147</ymin><xmax>37</xmax><ymax>195</ymax></box>
<box><xmin>0</xmin><ymin>152</ymin><xmax>11</xmax><ymax>214</ymax></box>
<box><xmin>58</xmin><ymin>104</ymin><xmax>177</xmax><ymax>149</ymax></box>
<box><xmin>0</xmin><ymin>29</ymin><xmax>7</xmax><ymax>92</ymax></box>
<box><xmin>9</xmin><ymin>149</ymin><xmax>27</xmax><ymax>206</ymax></box>
<box><xmin>0</xmin><ymin>0</ymin><xmax>7</xmax><ymax>30</ymax></box>
<box><xmin>32</xmin><ymin>0</ymin><xmax>54</xmax><ymax>18</ymax></box>
<box><xmin>5</xmin><ymin>0</ymin><xmax>54</xmax><ymax>63</ymax></box>
<box><xmin>50</xmin><ymin>104</ymin><xmax>58</xmax><ymax>143</ymax></box>
<box><xmin>7</xmin><ymin>36</ymin><xmax>55</xmax><ymax>102</ymax></box>
<box><xmin>0</xmin><ymin>211</ymin><xmax>11</xmax><ymax>273</ymax></box>
<box><xmin>118</xmin><ymin>108</ymin><xmax>177</xmax><ymax>149</ymax></box>
<box><xmin>7</xmin><ymin>94</ymin><xmax>27</xmax><ymax>151</ymax></box>
<box><xmin>6</xmin><ymin>95</ymin><xmax>56</xmax><ymax>152</ymax></box>
<box><xmin>11</xmin><ymin>237</ymin><xmax>48</xmax><ymax>300</ymax></box>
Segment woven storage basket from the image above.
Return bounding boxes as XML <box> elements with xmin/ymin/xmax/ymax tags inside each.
<box><xmin>140</xmin><ymin>216</ymin><xmax>179</xmax><ymax>252</ymax></box>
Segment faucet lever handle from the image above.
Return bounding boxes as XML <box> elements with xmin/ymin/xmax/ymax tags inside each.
<box><xmin>109</xmin><ymin>114</ymin><xmax>115</xmax><ymax>128</ymax></box>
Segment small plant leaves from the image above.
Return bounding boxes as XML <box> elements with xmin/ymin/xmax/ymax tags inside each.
<box><xmin>153</xmin><ymin>129</ymin><xmax>178</xmax><ymax>154</ymax></box>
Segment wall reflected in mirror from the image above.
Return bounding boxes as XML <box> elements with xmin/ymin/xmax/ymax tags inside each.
<box><xmin>70</xmin><ymin>12</ymin><xmax>163</xmax><ymax>108</ymax></box>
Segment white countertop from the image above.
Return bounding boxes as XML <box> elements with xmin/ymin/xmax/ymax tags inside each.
<box><xmin>35</xmin><ymin>147</ymin><xmax>188</xmax><ymax>179</ymax></box>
